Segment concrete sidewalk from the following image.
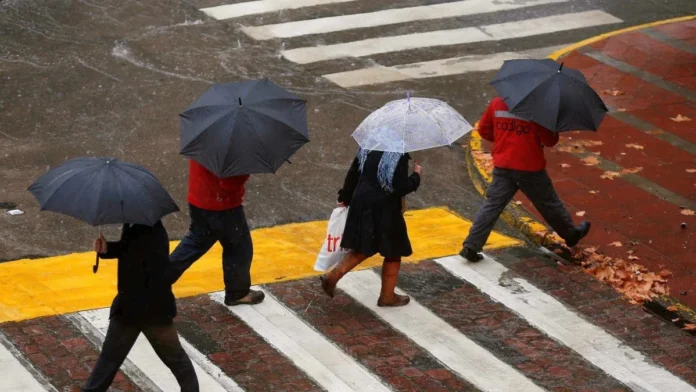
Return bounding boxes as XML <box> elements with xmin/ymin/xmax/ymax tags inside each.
<box><xmin>467</xmin><ymin>17</ymin><xmax>696</xmax><ymax>324</ymax></box>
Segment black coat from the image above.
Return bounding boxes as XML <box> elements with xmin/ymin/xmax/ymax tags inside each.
<box><xmin>337</xmin><ymin>151</ymin><xmax>420</xmax><ymax>258</ymax></box>
<box><xmin>99</xmin><ymin>221</ymin><xmax>177</xmax><ymax>325</ymax></box>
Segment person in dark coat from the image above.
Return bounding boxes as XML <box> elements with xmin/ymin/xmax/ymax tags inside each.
<box><xmin>82</xmin><ymin>221</ymin><xmax>199</xmax><ymax>392</ymax></box>
<box><xmin>320</xmin><ymin>148</ymin><xmax>422</xmax><ymax>307</ymax></box>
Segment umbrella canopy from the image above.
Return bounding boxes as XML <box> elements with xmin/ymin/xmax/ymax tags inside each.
<box><xmin>352</xmin><ymin>96</ymin><xmax>472</xmax><ymax>153</ymax></box>
<box><xmin>490</xmin><ymin>59</ymin><xmax>608</xmax><ymax>132</ymax></box>
<box><xmin>28</xmin><ymin>157</ymin><xmax>179</xmax><ymax>227</ymax></box>
<box><xmin>180</xmin><ymin>78</ymin><xmax>309</xmax><ymax>178</ymax></box>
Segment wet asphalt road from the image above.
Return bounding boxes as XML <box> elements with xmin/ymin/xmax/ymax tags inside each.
<box><xmin>0</xmin><ymin>0</ymin><xmax>694</xmax><ymax>260</ymax></box>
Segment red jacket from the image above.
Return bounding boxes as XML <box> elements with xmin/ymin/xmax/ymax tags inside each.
<box><xmin>478</xmin><ymin>97</ymin><xmax>559</xmax><ymax>172</ymax></box>
<box><xmin>187</xmin><ymin>160</ymin><xmax>250</xmax><ymax>211</ymax></box>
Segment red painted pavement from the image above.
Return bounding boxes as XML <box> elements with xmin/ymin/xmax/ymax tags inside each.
<box><xmin>481</xmin><ymin>19</ymin><xmax>696</xmax><ymax>308</ymax></box>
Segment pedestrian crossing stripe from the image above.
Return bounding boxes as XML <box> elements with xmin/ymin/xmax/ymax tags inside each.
<box><xmin>241</xmin><ymin>0</ymin><xmax>569</xmax><ymax>40</ymax></box>
<box><xmin>2</xmin><ymin>253</ymin><xmax>694</xmax><ymax>391</ymax></box>
<box><xmin>281</xmin><ymin>11</ymin><xmax>623</xmax><ymax>64</ymax></box>
<box><xmin>199</xmin><ymin>1</ymin><xmax>625</xmax><ymax>88</ymax></box>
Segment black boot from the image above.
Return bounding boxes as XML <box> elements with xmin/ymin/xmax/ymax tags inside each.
<box><xmin>566</xmin><ymin>221</ymin><xmax>591</xmax><ymax>247</ymax></box>
<box><xmin>459</xmin><ymin>247</ymin><xmax>484</xmax><ymax>262</ymax></box>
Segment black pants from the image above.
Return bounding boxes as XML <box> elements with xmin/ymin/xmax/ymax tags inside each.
<box><xmin>82</xmin><ymin>318</ymin><xmax>198</xmax><ymax>392</ymax></box>
<box><xmin>168</xmin><ymin>204</ymin><xmax>253</xmax><ymax>301</ymax></box>
<box><xmin>464</xmin><ymin>167</ymin><xmax>578</xmax><ymax>252</ymax></box>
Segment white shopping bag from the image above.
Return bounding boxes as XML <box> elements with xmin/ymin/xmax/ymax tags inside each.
<box><xmin>314</xmin><ymin>207</ymin><xmax>350</xmax><ymax>271</ymax></box>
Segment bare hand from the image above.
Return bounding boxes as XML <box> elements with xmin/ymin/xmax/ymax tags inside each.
<box><xmin>414</xmin><ymin>161</ymin><xmax>422</xmax><ymax>175</ymax></box>
<box><xmin>337</xmin><ymin>201</ymin><xmax>347</xmax><ymax>207</ymax></box>
<box><xmin>94</xmin><ymin>234</ymin><xmax>107</xmax><ymax>254</ymax></box>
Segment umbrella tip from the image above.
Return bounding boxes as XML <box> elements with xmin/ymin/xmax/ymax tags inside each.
<box><xmin>558</xmin><ymin>62</ymin><xmax>564</xmax><ymax>73</ymax></box>
<box><xmin>239</xmin><ymin>97</ymin><xmax>242</xmax><ymax>106</ymax></box>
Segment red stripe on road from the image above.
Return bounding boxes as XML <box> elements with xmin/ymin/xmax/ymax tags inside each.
<box><xmin>266</xmin><ymin>278</ymin><xmax>475</xmax><ymax>392</ymax></box>
<box><xmin>0</xmin><ymin>316</ymin><xmax>139</xmax><ymax>391</ymax></box>
<box><xmin>175</xmin><ymin>296</ymin><xmax>322</xmax><ymax>392</ymax></box>
<box><xmin>396</xmin><ymin>260</ymin><xmax>630</xmax><ymax>391</ymax></box>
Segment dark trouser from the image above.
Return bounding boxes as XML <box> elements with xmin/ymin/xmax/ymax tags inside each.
<box><xmin>167</xmin><ymin>204</ymin><xmax>253</xmax><ymax>301</ymax></box>
<box><xmin>82</xmin><ymin>318</ymin><xmax>198</xmax><ymax>392</ymax></box>
<box><xmin>464</xmin><ymin>167</ymin><xmax>578</xmax><ymax>252</ymax></box>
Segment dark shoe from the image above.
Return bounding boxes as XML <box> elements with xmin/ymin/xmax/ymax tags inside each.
<box><xmin>566</xmin><ymin>221</ymin><xmax>591</xmax><ymax>247</ymax></box>
<box><xmin>377</xmin><ymin>260</ymin><xmax>410</xmax><ymax>307</ymax></box>
<box><xmin>225</xmin><ymin>290</ymin><xmax>265</xmax><ymax>306</ymax></box>
<box><xmin>459</xmin><ymin>247</ymin><xmax>484</xmax><ymax>262</ymax></box>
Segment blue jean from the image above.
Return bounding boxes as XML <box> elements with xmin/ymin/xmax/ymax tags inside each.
<box><xmin>167</xmin><ymin>204</ymin><xmax>253</xmax><ymax>301</ymax></box>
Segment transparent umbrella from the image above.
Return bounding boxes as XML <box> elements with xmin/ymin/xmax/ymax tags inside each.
<box><xmin>352</xmin><ymin>95</ymin><xmax>473</xmax><ymax>153</ymax></box>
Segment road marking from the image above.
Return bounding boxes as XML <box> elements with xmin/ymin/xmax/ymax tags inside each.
<box><xmin>436</xmin><ymin>254</ymin><xmax>696</xmax><ymax>392</ymax></box>
<box><xmin>242</xmin><ymin>0</ymin><xmax>569</xmax><ymax>40</ymax></box>
<box><xmin>0</xmin><ymin>332</ymin><xmax>52</xmax><ymax>392</ymax></box>
<box><xmin>282</xmin><ymin>10</ymin><xmax>623</xmax><ymax>64</ymax></box>
<box><xmin>324</xmin><ymin>44</ymin><xmax>568</xmax><ymax>87</ymax></box>
<box><xmin>211</xmin><ymin>290</ymin><xmax>389</xmax><ymax>392</ymax></box>
<box><xmin>80</xmin><ymin>309</ymin><xmax>233</xmax><ymax>392</ymax></box>
<box><xmin>338</xmin><ymin>270</ymin><xmax>544</xmax><ymax>392</ymax></box>
<box><xmin>0</xmin><ymin>207</ymin><xmax>520</xmax><ymax>323</ymax></box>
<box><xmin>201</xmin><ymin>0</ymin><xmax>356</xmax><ymax>20</ymax></box>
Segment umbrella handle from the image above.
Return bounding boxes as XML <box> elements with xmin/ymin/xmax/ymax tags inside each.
<box><xmin>93</xmin><ymin>252</ymin><xmax>100</xmax><ymax>274</ymax></box>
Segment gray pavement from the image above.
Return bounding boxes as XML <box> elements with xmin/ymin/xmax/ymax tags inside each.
<box><xmin>0</xmin><ymin>0</ymin><xmax>694</xmax><ymax>260</ymax></box>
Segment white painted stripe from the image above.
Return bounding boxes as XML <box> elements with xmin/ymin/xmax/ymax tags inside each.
<box><xmin>323</xmin><ymin>44</ymin><xmax>570</xmax><ymax>87</ymax></box>
<box><xmin>242</xmin><ymin>0</ymin><xmax>568</xmax><ymax>40</ymax></box>
<box><xmin>0</xmin><ymin>333</ymin><xmax>50</xmax><ymax>392</ymax></box>
<box><xmin>201</xmin><ymin>0</ymin><xmax>356</xmax><ymax>20</ymax></box>
<box><xmin>338</xmin><ymin>270</ymin><xmax>544</xmax><ymax>392</ymax></box>
<box><xmin>436</xmin><ymin>254</ymin><xmax>696</xmax><ymax>392</ymax></box>
<box><xmin>282</xmin><ymin>10</ymin><xmax>623</xmax><ymax>64</ymax></box>
<box><xmin>211</xmin><ymin>289</ymin><xmax>389</xmax><ymax>392</ymax></box>
<box><xmin>180</xmin><ymin>338</ymin><xmax>245</xmax><ymax>392</ymax></box>
<box><xmin>80</xmin><ymin>309</ymin><xmax>233</xmax><ymax>392</ymax></box>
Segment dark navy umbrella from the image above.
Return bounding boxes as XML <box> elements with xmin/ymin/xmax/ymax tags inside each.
<box><xmin>490</xmin><ymin>59</ymin><xmax>608</xmax><ymax>132</ymax></box>
<box><xmin>179</xmin><ymin>78</ymin><xmax>309</xmax><ymax>177</ymax></box>
<box><xmin>28</xmin><ymin>157</ymin><xmax>179</xmax><ymax>272</ymax></box>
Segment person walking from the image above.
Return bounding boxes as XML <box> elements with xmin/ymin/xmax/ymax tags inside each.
<box><xmin>83</xmin><ymin>221</ymin><xmax>199</xmax><ymax>392</ymax></box>
<box><xmin>461</xmin><ymin>96</ymin><xmax>591</xmax><ymax>262</ymax></box>
<box><xmin>320</xmin><ymin>148</ymin><xmax>422</xmax><ymax>307</ymax></box>
<box><xmin>165</xmin><ymin>159</ymin><xmax>264</xmax><ymax>306</ymax></box>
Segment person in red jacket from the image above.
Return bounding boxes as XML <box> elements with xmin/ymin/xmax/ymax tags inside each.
<box><xmin>461</xmin><ymin>97</ymin><xmax>591</xmax><ymax>262</ymax></box>
<box><xmin>165</xmin><ymin>160</ymin><xmax>264</xmax><ymax>306</ymax></box>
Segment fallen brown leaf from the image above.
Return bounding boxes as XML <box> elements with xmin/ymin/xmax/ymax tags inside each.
<box><xmin>472</xmin><ymin>151</ymin><xmax>494</xmax><ymax>174</ymax></box>
<box><xmin>576</xmin><ymin>211</ymin><xmax>586</xmax><ymax>217</ymax></box>
<box><xmin>671</xmin><ymin>114</ymin><xmax>692</xmax><ymax>122</ymax></box>
<box><xmin>581</xmin><ymin>156</ymin><xmax>600</xmax><ymax>166</ymax></box>
<box><xmin>626</xmin><ymin>143</ymin><xmax>644</xmax><ymax>150</ymax></box>
<box><xmin>684</xmin><ymin>324</ymin><xmax>696</xmax><ymax>331</ymax></box>
<box><xmin>621</xmin><ymin>167</ymin><xmax>643</xmax><ymax>175</ymax></box>
<box><xmin>667</xmin><ymin>305</ymin><xmax>678</xmax><ymax>312</ymax></box>
<box><xmin>601</xmin><ymin>171</ymin><xmax>621</xmax><ymax>180</ymax></box>
<box><xmin>609</xmin><ymin>241</ymin><xmax>623</xmax><ymax>247</ymax></box>
<box><xmin>659</xmin><ymin>269</ymin><xmax>673</xmax><ymax>278</ymax></box>
<box><xmin>681</xmin><ymin>209</ymin><xmax>695</xmax><ymax>216</ymax></box>
<box><xmin>603</xmin><ymin>89</ymin><xmax>625</xmax><ymax>96</ymax></box>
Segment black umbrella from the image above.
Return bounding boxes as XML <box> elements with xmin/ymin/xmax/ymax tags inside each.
<box><xmin>490</xmin><ymin>59</ymin><xmax>608</xmax><ymax>132</ymax></box>
<box><xmin>28</xmin><ymin>157</ymin><xmax>179</xmax><ymax>272</ymax></box>
<box><xmin>179</xmin><ymin>78</ymin><xmax>309</xmax><ymax>177</ymax></box>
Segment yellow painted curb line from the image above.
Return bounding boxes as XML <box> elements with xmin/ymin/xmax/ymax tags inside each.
<box><xmin>466</xmin><ymin>15</ymin><xmax>696</xmax><ymax>323</ymax></box>
<box><xmin>0</xmin><ymin>206</ymin><xmax>521</xmax><ymax>323</ymax></box>
<box><xmin>548</xmin><ymin>15</ymin><xmax>696</xmax><ymax>60</ymax></box>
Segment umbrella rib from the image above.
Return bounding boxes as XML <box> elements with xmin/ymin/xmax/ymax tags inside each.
<box><xmin>414</xmin><ymin>101</ymin><xmax>452</xmax><ymax>148</ymax></box>
<box><xmin>245</xmin><ymin>107</ymin><xmax>308</xmax><ymax>140</ymax></box>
